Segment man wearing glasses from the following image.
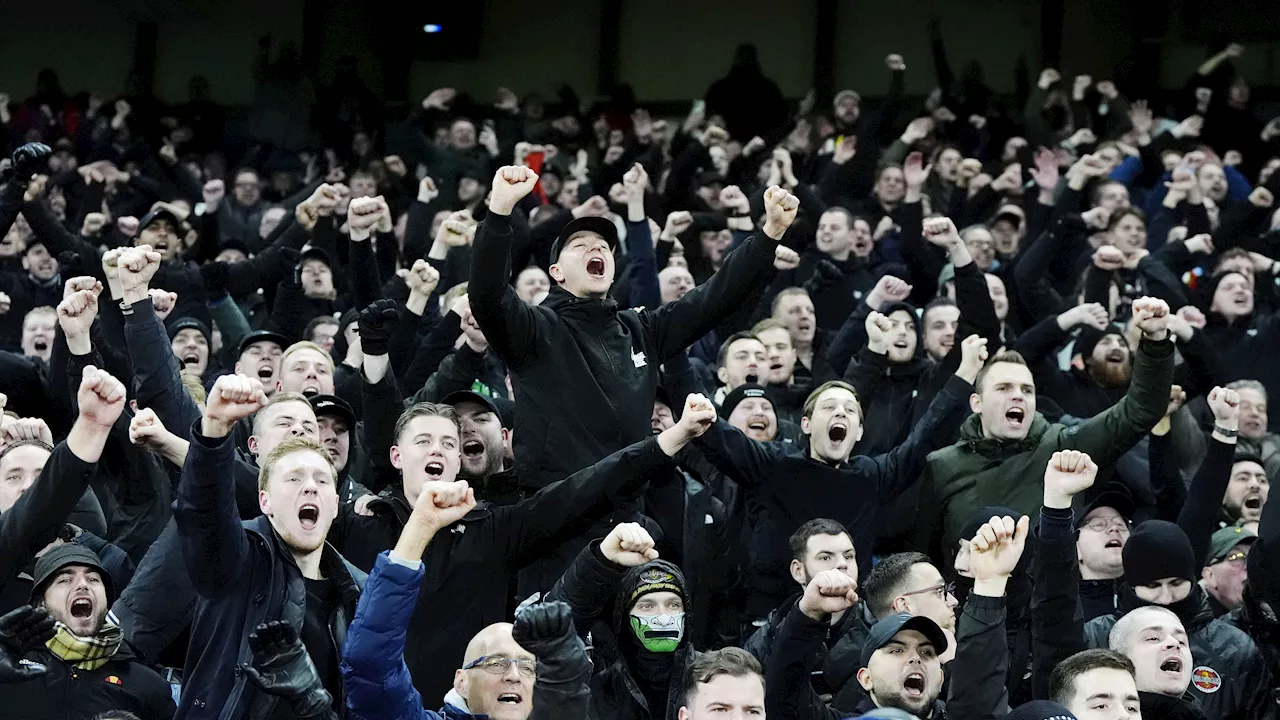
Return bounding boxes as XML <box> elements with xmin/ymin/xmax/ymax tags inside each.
<box><xmin>861</xmin><ymin>553</ymin><xmax>959</xmax><ymax>638</ymax></box>
<box><xmin>1074</xmin><ymin>486</ymin><xmax>1136</xmax><ymax>622</ymax></box>
<box><xmin>1201</xmin><ymin>525</ymin><xmax>1256</xmax><ymax>616</ymax></box>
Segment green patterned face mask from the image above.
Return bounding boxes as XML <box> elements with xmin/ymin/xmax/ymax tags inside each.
<box><xmin>630</xmin><ymin>613</ymin><xmax>685</xmax><ymax>653</ymax></box>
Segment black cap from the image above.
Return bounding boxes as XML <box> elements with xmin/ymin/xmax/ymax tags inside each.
<box><xmin>217</xmin><ymin>238</ymin><xmax>253</xmax><ymax>258</ymax></box>
<box><xmin>300</xmin><ymin>246</ymin><xmax>333</xmax><ymax>268</ymax></box>
<box><xmin>138</xmin><ymin>206</ymin><xmax>182</xmax><ymax>234</ymax></box>
<box><xmin>720</xmin><ymin>383</ymin><xmax>773</xmax><ymax>419</ymax></box>
<box><xmin>167</xmin><ymin>316</ymin><xmax>211</xmax><ymax>343</ymax></box>
<box><xmin>309</xmin><ymin>394</ymin><xmax>355</xmax><ymax>429</ymax></box>
<box><xmin>860</xmin><ymin>613</ymin><xmax>949</xmax><ymax>668</ymax></box>
<box><xmin>1005</xmin><ymin>700</ymin><xmax>1077</xmax><ymax>720</ymax></box>
<box><xmin>1075</xmin><ymin>483</ymin><xmax>1137</xmax><ymax>529</ymax></box>
<box><xmin>237</xmin><ymin>329</ymin><xmax>289</xmax><ymax>358</ymax></box>
<box><xmin>549</xmin><ymin>216</ymin><xmax>618</xmax><ymax>265</ymax></box>
<box><xmin>31</xmin><ymin>543</ymin><xmax>115</xmax><ymax>603</ymax></box>
<box><xmin>442</xmin><ymin>390</ymin><xmax>503</xmax><ymax>419</ymax></box>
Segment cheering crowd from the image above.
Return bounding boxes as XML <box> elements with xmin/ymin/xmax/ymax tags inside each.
<box><xmin>0</xmin><ymin>30</ymin><xmax>1279</xmax><ymax>720</ymax></box>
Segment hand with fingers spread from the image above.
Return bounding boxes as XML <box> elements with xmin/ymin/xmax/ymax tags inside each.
<box><xmin>0</xmin><ymin>606</ymin><xmax>56</xmax><ymax>682</ymax></box>
<box><xmin>968</xmin><ymin>515</ymin><xmax>1031</xmax><ymax>596</ymax></box>
<box><xmin>761</xmin><ymin>186</ymin><xmax>799</xmax><ymax>240</ymax></box>
<box><xmin>241</xmin><ymin>621</ymin><xmax>335</xmax><ymax>717</ymax></box>
<box><xmin>799</xmin><ymin>569</ymin><xmax>860</xmax><ymax>621</ymax></box>
<box><xmin>602</xmin><ymin>523</ymin><xmax>659</xmax><ymax>567</ymax></box>
<box><xmin>956</xmin><ymin>335</ymin><xmax>989</xmax><ymax>384</ymax></box>
<box><xmin>202</xmin><ymin>374</ymin><xmax>269</xmax><ymax>439</ymax></box>
<box><xmin>903</xmin><ymin>151</ymin><xmax>931</xmax><ymax>190</ymax></box>
<box><xmin>488</xmin><ymin>165</ymin><xmax>539</xmax><ymax>215</ymax></box>
<box><xmin>1043</xmin><ymin>450</ymin><xmax>1098</xmax><ymax>508</ymax></box>
<box><xmin>1131</xmin><ymin>296</ymin><xmax>1170</xmax><ymax>341</ymax></box>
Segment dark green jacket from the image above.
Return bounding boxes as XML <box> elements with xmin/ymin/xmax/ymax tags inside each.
<box><xmin>917</xmin><ymin>336</ymin><xmax>1175</xmax><ymax>555</ymax></box>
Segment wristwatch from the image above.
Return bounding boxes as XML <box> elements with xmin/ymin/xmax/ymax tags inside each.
<box><xmin>1214</xmin><ymin>425</ymin><xmax>1239</xmax><ymax>439</ymax></box>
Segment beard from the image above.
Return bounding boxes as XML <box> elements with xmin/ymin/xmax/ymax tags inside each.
<box><xmin>1089</xmin><ymin>359</ymin><xmax>1131</xmax><ymax>388</ymax></box>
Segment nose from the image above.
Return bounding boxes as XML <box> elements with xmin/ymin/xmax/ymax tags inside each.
<box><xmin>289</xmin><ymin>423</ymin><xmax>308</xmax><ymax>437</ymax></box>
<box><xmin>502</xmin><ymin>662</ymin><xmax>522</xmax><ymax>681</ymax></box>
<box><xmin>946</xmin><ymin>592</ymin><xmax>959</xmax><ymax>609</ymax></box>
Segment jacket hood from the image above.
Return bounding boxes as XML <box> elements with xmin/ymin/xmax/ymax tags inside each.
<box><xmin>613</xmin><ymin>559</ymin><xmax>689</xmax><ymax>638</ymax></box>
<box><xmin>1117</xmin><ymin>582</ymin><xmax>1215</xmax><ymax>631</ymax></box>
<box><xmin>539</xmin><ymin>285</ymin><xmax>620</xmax><ymax>324</ymax></box>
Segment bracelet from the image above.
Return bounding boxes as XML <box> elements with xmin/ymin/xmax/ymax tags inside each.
<box><xmin>1213</xmin><ymin>425</ymin><xmax>1238</xmax><ymax>439</ymax></box>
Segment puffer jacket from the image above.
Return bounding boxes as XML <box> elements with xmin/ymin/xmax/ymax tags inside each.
<box><xmin>1084</xmin><ymin>585</ymin><xmax>1274</xmax><ymax>720</ymax></box>
<box><xmin>916</xmin><ymin>335</ymin><xmax>1174</xmax><ymax>559</ymax></box>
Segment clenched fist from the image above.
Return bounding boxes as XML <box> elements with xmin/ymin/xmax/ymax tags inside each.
<box><xmin>1131</xmin><ymin>296</ymin><xmax>1170</xmax><ymax>341</ymax></box>
<box><xmin>1043</xmin><ymin>450</ymin><xmax>1098</xmax><ymax>508</ymax></box>
<box><xmin>203</xmin><ymin>374</ymin><xmax>269</xmax><ymax>438</ymax></box>
<box><xmin>346</xmin><ymin>196</ymin><xmax>384</xmax><ymax>241</ymax></box>
<box><xmin>773</xmin><ymin>245</ymin><xmax>800</xmax><ymax>270</ymax></box>
<box><xmin>968</xmin><ymin>515</ymin><xmax>1030</xmax><ymax>587</ymax></box>
<box><xmin>956</xmin><ymin>335</ymin><xmax>989</xmax><ymax>384</ymax></box>
<box><xmin>57</xmin><ymin>286</ymin><xmax>100</xmax><ymax>340</ymax></box>
<box><xmin>489</xmin><ymin>166</ymin><xmax>539</xmax><ymax>215</ymax></box>
<box><xmin>129</xmin><ymin>407</ymin><xmax>176</xmax><ymax>453</ymax></box>
<box><xmin>408</xmin><ymin>481</ymin><xmax>476</xmax><ymax>533</ymax></box>
<box><xmin>397</xmin><ymin>259</ymin><xmax>441</xmax><ymax>297</ymax></box>
<box><xmin>762</xmin><ymin>185</ymin><xmax>799</xmax><ymax>240</ymax></box>
<box><xmin>672</xmin><ymin>393</ymin><xmax>716</xmax><ymax>442</ymax></box>
<box><xmin>77</xmin><ymin>366</ymin><xmax>127</xmax><ymax>430</ymax></box>
<box><xmin>601</xmin><ymin>523</ymin><xmax>659</xmax><ymax>567</ymax></box>
<box><xmin>435</xmin><ymin>210</ymin><xmax>476</xmax><ymax>248</ymax></box>
<box><xmin>799</xmin><ymin>570</ymin><xmax>859</xmax><ymax>620</ymax></box>
<box><xmin>1207</xmin><ymin>386</ymin><xmax>1240</xmax><ymax>431</ymax></box>
<box><xmin>865</xmin><ymin>311</ymin><xmax>893</xmax><ymax>349</ymax></box>
<box><xmin>922</xmin><ymin>217</ymin><xmax>962</xmax><ymax>248</ymax></box>
<box><xmin>117</xmin><ymin>245</ymin><xmax>162</xmax><ymax>302</ymax></box>
<box><xmin>1092</xmin><ymin>243</ymin><xmax>1125</xmax><ymax>270</ymax></box>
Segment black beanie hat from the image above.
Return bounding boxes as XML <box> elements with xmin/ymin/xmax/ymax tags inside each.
<box><xmin>1075</xmin><ymin>324</ymin><xmax>1127</xmax><ymax>364</ymax></box>
<box><xmin>1201</xmin><ymin>268</ymin><xmax>1251</xmax><ymax>313</ymax></box>
<box><xmin>720</xmin><ymin>383</ymin><xmax>774</xmax><ymax>419</ymax></box>
<box><xmin>1122</xmin><ymin>520</ymin><xmax>1196</xmax><ymax>586</ymax></box>
<box><xmin>1005</xmin><ymin>700</ymin><xmax>1077</xmax><ymax>720</ymax></box>
<box><xmin>613</xmin><ymin>559</ymin><xmax>688</xmax><ymax>631</ymax></box>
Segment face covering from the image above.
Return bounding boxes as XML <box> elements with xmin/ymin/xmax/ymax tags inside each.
<box><xmin>630</xmin><ymin>612</ymin><xmax>685</xmax><ymax>653</ymax></box>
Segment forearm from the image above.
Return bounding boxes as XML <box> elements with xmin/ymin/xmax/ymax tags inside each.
<box><xmin>1177</xmin><ymin>437</ymin><xmax>1236</xmax><ymax>569</ymax></box>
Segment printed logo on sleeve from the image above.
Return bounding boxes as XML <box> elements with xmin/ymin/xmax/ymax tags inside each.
<box><xmin>632</xmin><ymin>349</ymin><xmax>647</xmax><ymax>368</ymax></box>
<box><xmin>1191</xmin><ymin>665</ymin><xmax>1222</xmax><ymax>693</ymax></box>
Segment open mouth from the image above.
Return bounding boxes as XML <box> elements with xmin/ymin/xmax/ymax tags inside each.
<box><xmin>1245</xmin><ymin>494</ymin><xmax>1263</xmax><ymax>510</ymax></box>
<box><xmin>893</xmin><ymin>340</ymin><xmax>909</xmax><ymax>350</ymax></box>
<box><xmin>425</xmin><ymin>460</ymin><xmax>445</xmax><ymax>477</ymax></box>
<box><xmin>298</xmin><ymin>503</ymin><xmax>319</xmax><ymax>530</ymax></box>
<box><xmin>70</xmin><ymin>597</ymin><xmax>93</xmax><ymax>619</ymax></box>
<box><xmin>798</xmin><ymin>321</ymin><xmax>813</xmax><ymax>333</ymax></box>
<box><xmin>828</xmin><ymin>423</ymin><xmax>848</xmax><ymax>444</ymax></box>
<box><xmin>497</xmin><ymin>693</ymin><xmax>523</xmax><ymax>705</ymax></box>
<box><xmin>1235</xmin><ymin>295</ymin><xmax>1250</xmax><ymax>306</ymax></box>
<box><xmin>769</xmin><ymin>362</ymin><xmax>782</xmax><ymax>372</ymax></box>
<box><xmin>33</xmin><ymin>340</ymin><xmax>48</xmax><ymax>353</ymax></box>
<box><xmin>462</xmin><ymin>440</ymin><xmax>484</xmax><ymax>458</ymax></box>
<box><xmin>747</xmin><ymin>417</ymin><xmax>768</xmax><ymax>432</ymax></box>
<box><xmin>183</xmin><ymin>353</ymin><xmax>200</xmax><ymax>366</ymax></box>
<box><xmin>1160</xmin><ymin>657</ymin><xmax>1183</xmax><ymax>674</ymax></box>
<box><xmin>1105</xmin><ymin>538</ymin><xmax>1123</xmax><ymax>549</ymax></box>
<box><xmin>586</xmin><ymin>257</ymin><xmax>606</xmax><ymax>277</ymax></box>
<box><xmin>744</xmin><ymin>371</ymin><xmax>759</xmax><ymax>384</ymax></box>
<box><xmin>154</xmin><ymin>240</ymin><xmax>170</xmax><ymax>254</ymax></box>
<box><xmin>1105</xmin><ymin>350</ymin><xmax>1126</xmax><ymax>363</ymax></box>
<box><xmin>1006</xmin><ymin>408</ymin><xmax>1026</xmax><ymax>425</ymax></box>
<box><xmin>902</xmin><ymin>672</ymin><xmax>926</xmax><ymax>697</ymax></box>
<box><xmin>257</xmin><ymin>365</ymin><xmax>274</xmax><ymax>380</ymax></box>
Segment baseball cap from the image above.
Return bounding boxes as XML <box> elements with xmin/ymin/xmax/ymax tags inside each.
<box><xmin>1075</xmin><ymin>483</ymin><xmax>1137</xmax><ymax>529</ymax></box>
<box><xmin>309</xmin><ymin>394</ymin><xmax>355</xmax><ymax>429</ymax></box>
<box><xmin>1207</xmin><ymin>525</ymin><xmax>1257</xmax><ymax>565</ymax></box>
<box><xmin>300</xmin><ymin>246</ymin><xmax>333</xmax><ymax>268</ymax></box>
<box><xmin>549</xmin><ymin>216</ymin><xmax>618</xmax><ymax>265</ymax></box>
<box><xmin>31</xmin><ymin>543</ymin><xmax>115</xmax><ymax>603</ymax></box>
<box><xmin>138</xmin><ymin>206</ymin><xmax>181</xmax><ymax>234</ymax></box>
<box><xmin>860</xmin><ymin>613</ymin><xmax>949</xmax><ymax>668</ymax></box>
<box><xmin>237</xmin><ymin>329</ymin><xmax>289</xmax><ymax>358</ymax></box>
<box><xmin>992</xmin><ymin>204</ymin><xmax>1025</xmax><ymax>229</ymax></box>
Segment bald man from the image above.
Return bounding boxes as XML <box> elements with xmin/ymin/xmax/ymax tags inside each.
<box><xmin>342</xmin><ymin>481</ymin><xmax>590</xmax><ymax>720</ymax></box>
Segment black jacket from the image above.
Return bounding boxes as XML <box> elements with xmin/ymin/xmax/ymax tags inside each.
<box><xmin>469</xmin><ymin>211</ymin><xmax>779</xmax><ymax>491</ymax></box>
<box><xmin>327</xmin><ymin>434</ymin><xmax>675</xmax><ymax>708</ymax></box>
<box><xmin>693</xmin><ymin>374</ymin><xmax>972</xmax><ymax>616</ymax></box>
<box><xmin>766</xmin><ymin>593</ymin><xmax>1010</xmax><ymax>720</ymax></box>
<box><xmin>0</xmin><ymin>644</ymin><xmax>176</xmax><ymax>720</ymax></box>
<box><xmin>173</xmin><ymin>428</ymin><xmax>366</xmax><ymax>720</ymax></box>
<box><xmin>743</xmin><ymin>593</ymin><xmax>871</xmax><ymax>703</ymax></box>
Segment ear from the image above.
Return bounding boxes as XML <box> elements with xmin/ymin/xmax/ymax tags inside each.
<box><xmin>717</xmin><ymin>366</ymin><xmax>729</xmax><ymax>385</ymax></box>
<box><xmin>789</xmin><ymin>559</ymin><xmax>806</xmax><ymax>585</ymax></box>
<box><xmin>454</xmin><ymin>668</ymin><xmax>467</xmax><ymax>698</ymax></box>
<box><xmin>234</xmin><ymin>361</ymin><xmax>244</xmax><ymax>375</ymax></box>
<box><xmin>500</xmin><ymin>428</ymin><xmax>512</xmax><ymax>445</ymax></box>
<box><xmin>678</xmin><ymin>708</ymin><xmax>691</xmax><ymax>720</ymax></box>
<box><xmin>852</xmin><ymin>425</ymin><xmax>864</xmax><ymax>443</ymax></box>
<box><xmin>390</xmin><ymin>445</ymin><xmax>403</xmax><ymax>470</ymax></box>
<box><xmin>247</xmin><ymin>435</ymin><xmax>260</xmax><ymax>456</ymax></box>
<box><xmin>1201</xmin><ymin>566</ymin><xmax>1214</xmax><ymax>583</ymax></box>
<box><xmin>969</xmin><ymin>392</ymin><xmax>982</xmax><ymax>414</ymax></box>
<box><xmin>856</xmin><ymin>667</ymin><xmax>873</xmax><ymax>692</ymax></box>
<box><xmin>548</xmin><ymin>263</ymin><xmax>565</xmax><ymax>283</ymax></box>
<box><xmin>258</xmin><ymin>489</ymin><xmax>272</xmax><ymax>517</ymax></box>
<box><xmin>800</xmin><ymin>416</ymin><xmax>811</xmax><ymax>435</ymax></box>
<box><xmin>275</xmin><ymin>380</ymin><xmax>283</xmax><ymax>393</ymax></box>
<box><xmin>891</xmin><ymin>596</ymin><xmax>909</xmax><ymax>614</ymax></box>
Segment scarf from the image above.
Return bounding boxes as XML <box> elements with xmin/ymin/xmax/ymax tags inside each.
<box><xmin>45</xmin><ymin>617</ymin><xmax>122</xmax><ymax>670</ymax></box>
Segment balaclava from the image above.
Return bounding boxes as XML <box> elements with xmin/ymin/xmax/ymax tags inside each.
<box><xmin>617</xmin><ymin>560</ymin><xmax>688</xmax><ymax>653</ymax></box>
<box><xmin>1120</xmin><ymin>520</ymin><xmax>1203</xmax><ymax>621</ymax></box>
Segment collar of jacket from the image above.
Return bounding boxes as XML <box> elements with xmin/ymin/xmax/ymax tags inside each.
<box><xmin>368</xmin><ymin>486</ymin><xmax>495</xmax><ymax>527</ymax></box>
<box><xmin>540</xmin><ymin>285</ymin><xmax>619</xmax><ymax>323</ymax></box>
<box><xmin>1117</xmin><ymin>582</ymin><xmax>1214</xmax><ymax>631</ymax></box>
<box><xmin>854</xmin><ymin>695</ymin><xmax>945</xmax><ymax>718</ymax></box>
<box><xmin>1139</xmin><ymin>690</ymin><xmax>1207</xmax><ymax>719</ymax></box>
<box><xmin>245</xmin><ymin>515</ymin><xmax>364</xmax><ymax>611</ymax></box>
<box><xmin>956</xmin><ymin>412</ymin><xmax>1049</xmax><ymax>456</ymax></box>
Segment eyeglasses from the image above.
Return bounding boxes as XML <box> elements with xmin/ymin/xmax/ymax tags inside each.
<box><xmin>1216</xmin><ymin>551</ymin><xmax>1249</xmax><ymax>567</ymax></box>
<box><xmin>462</xmin><ymin>656</ymin><xmax>536</xmax><ymax>679</ymax></box>
<box><xmin>901</xmin><ymin>581</ymin><xmax>955</xmax><ymax>600</ymax></box>
<box><xmin>1081</xmin><ymin>517</ymin><xmax>1130</xmax><ymax>533</ymax></box>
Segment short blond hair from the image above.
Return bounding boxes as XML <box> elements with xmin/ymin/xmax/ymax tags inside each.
<box><xmin>181</xmin><ymin>373</ymin><xmax>207</xmax><ymax>407</ymax></box>
<box><xmin>280</xmin><ymin>341</ymin><xmax>334</xmax><ymax>373</ymax></box>
<box><xmin>258</xmin><ymin>436</ymin><xmax>335</xmax><ymax>491</ymax></box>
<box><xmin>23</xmin><ymin>306</ymin><xmax>56</xmax><ymax>327</ymax></box>
<box><xmin>252</xmin><ymin>391</ymin><xmax>314</xmax><ymax>436</ymax></box>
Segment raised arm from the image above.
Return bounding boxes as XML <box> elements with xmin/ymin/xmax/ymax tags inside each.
<box><xmin>764</xmin><ymin>572</ymin><xmax>855</xmax><ymax>720</ymax></box>
<box><xmin>470</xmin><ymin>166</ymin><xmax>541</xmax><ymax>368</ymax></box>
<box><xmin>1179</xmin><ymin>388</ymin><xmax>1240</xmax><ymax>569</ymax></box>
<box><xmin>358</xmin><ymin>300</ymin><xmax>408</xmax><ymax>495</ymax></box>
<box><xmin>173</xmin><ymin>374</ymin><xmax>268</xmax><ymax>598</ymax></box>
<box><xmin>546</xmin><ymin>525</ymin><xmax>656</xmax><ymax>641</ymax></box>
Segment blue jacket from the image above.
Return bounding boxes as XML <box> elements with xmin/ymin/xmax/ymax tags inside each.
<box><xmin>174</xmin><ymin>428</ymin><xmax>365</xmax><ymax>720</ymax></box>
<box><xmin>342</xmin><ymin>552</ymin><xmax>471</xmax><ymax>720</ymax></box>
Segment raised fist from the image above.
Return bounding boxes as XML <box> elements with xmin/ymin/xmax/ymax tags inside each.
<box><xmin>117</xmin><ymin>245</ymin><xmax>162</xmax><ymax>297</ymax></box>
<box><xmin>129</xmin><ymin>407</ymin><xmax>173</xmax><ymax>452</ymax></box>
<box><xmin>885</xmin><ymin>53</ymin><xmax>906</xmax><ymax>71</ymax></box>
<box><xmin>773</xmin><ymin>245</ymin><xmax>801</xmax><ymax>271</ymax></box>
<box><xmin>622</xmin><ymin>163</ymin><xmax>649</xmax><ymax>205</ymax></box>
<box><xmin>1092</xmin><ymin>243</ymin><xmax>1125</xmax><ymax>270</ymax></box>
<box><xmin>865</xmin><ymin>311</ymin><xmax>893</xmax><ymax>347</ymax></box>
<box><xmin>149</xmin><ymin>289</ymin><xmax>177</xmax><ymax>321</ymax></box>
<box><xmin>203</xmin><ymin>374</ymin><xmax>269</xmax><ymax>437</ymax></box>
<box><xmin>868</xmin><ymin>275</ymin><xmax>912</xmax><ymax>308</ymax></box>
<box><xmin>57</xmin><ymin>285</ymin><xmax>101</xmax><ymax>339</ymax></box>
<box><xmin>922</xmin><ymin>217</ymin><xmax>961</xmax><ymax>247</ymax></box>
<box><xmin>11</xmin><ymin>142</ymin><xmax>52</xmax><ymax>180</ymax></box>
<box><xmin>397</xmin><ymin>259</ymin><xmax>441</xmax><ymax>297</ymax></box>
<box><xmin>488</xmin><ymin>165</ymin><xmax>539</xmax><ymax>215</ymax></box>
<box><xmin>1249</xmin><ymin>187</ymin><xmax>1274</xmax><ymax>209</ymax></box>
<box><xmin>2</xmin><ymin>418</ymin><xmax>53</xmax><ymax>447</ymax></box>
<box><xmin>417</xmin><ymin>177</ymin><xmax>439</xmax><ymax>205</ymax></box>
<box><xmin>799</xmin><ymin>570</ymin><xmax>859</xmax><ymax>620</ymax></box>
<box><xmin>571</xmin><ymin>195</ymin><xmax>610</xmax><ymax>219</ymax></box>
<box><xmin>346</xmin><ymin>196</ymin><xmax>382</xmax><ymax>240</ymax></box>
<box><xmin>662</xmin><ymin>211</ymin><xmax>694</xmax><ymax>240</ymax></box>
<box><xmin>967</xmin><ymin>515</ymin><xmax>1030</xmax><ymax>581</ymax></box>
<box><xmin>1043</xmin><ymin>450</ymin><xmax>1098</xmax><ymax>507</ymax></box>
<box><xmin>761</xmin><ymin>185</ymin><xmax>799</xmax><ymax>240</ymax></box>
<box><xmin>116</xmin><ymin>216</ymin><xmax>140</xmax><ymax>239</ymax></box>
<box><xmin>1131</xmin><ymin>296</ymin><xmax>1170</xmax><ymax>341</ymax></box>
<box><xmin>719</xmin><ymin>185</ymin><xmax>749</xmax><ymax>214</ymax></box>
<box><xmin>1207</xmin><ymin>386</ymin><xmax>1241</xmax><ymax>428</ymax></box>
<box><xmin>513</xmin><ymin>601</ymin><xmax>577</xmax><ymax>652</ymax></box>
<box><xmin>436</xmin><ymin>210</ymin><xmax>476</xmax><ymax>248</ymax></box>
<box><xmin>357</xmin><ymin>298</ymin><xmax>399</xmax><ymax>357</ymax></box>
<box><xmin>409</xmin><ymin>481</ymin><xmax>476</xmax><ymax>533</ymax></box>
<box><xmin>77</xmin><ymin>366</ymin><xmax>127</xmax><ymax>429</ymax></box>
<box><xmin>81</xmin><ymin>213</ymin><xmax>107</xmax><ymax>237</ymax></box>
<box><xmin>1176</xmin><ymin>305</ymin><xmax>1206</xmax><ymax>329</ymax></box>
<box><xmin>601</xmin><ymin>522</ymin><xmax>658</xmax><ymax>567</ymax></box>
<box><xmin>957</xmin><ymin>335</ymin><xmax>989</xmax><ymax>383</ymax></box>
<box><xmin>675</xmin><ymin>394</ymin><xmax>716</xmax><ymax>439</ymax></box>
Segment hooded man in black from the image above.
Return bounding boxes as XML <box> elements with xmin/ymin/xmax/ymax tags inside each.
<box><xmin>549</xmin><ymin>522</ymin><xmax>699</xmax><ymax>720</ymax></box>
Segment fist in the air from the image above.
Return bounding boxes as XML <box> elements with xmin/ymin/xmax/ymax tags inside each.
<box><xmin>761</xmin><ymin>185</ymin><xmax>799</xmax><ymax>240</ymax></box>
<box><xmin>489</xmin><ymin>166</ymin><xmax>539</xmax><ymax>215</ymax></box>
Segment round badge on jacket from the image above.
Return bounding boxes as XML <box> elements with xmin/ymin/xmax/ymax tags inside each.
<box><xmin>1191</xmin><ymin>665</ymin><xmax>1222</xmax><ymax>693</ymax></box>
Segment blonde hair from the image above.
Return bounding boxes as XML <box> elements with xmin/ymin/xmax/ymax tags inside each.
<box><xmin>23</xmin><ymin>306</ymin><xmax>56</xmax><ymax>327</ymax></box>
<box><xmin>280</xmin><ymin>341</ymin><xmax>334</xmax><ymax>372</ymax></box>
<box><xmin>181</xmin><ymin>373</ymin><xmax>207</xmax><ymax>407</ymax></box>
<box><xmin>258</xmin><ymin>436</ymin><xmax>335</xmax><ymax>491</ymax></box>
<box><xmin>251</xmin><ymin>391</ymin><xmax>314</xmax><ymax>436</ymax></box>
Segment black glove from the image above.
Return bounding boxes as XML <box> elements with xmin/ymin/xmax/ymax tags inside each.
<box><xmin>241</xmin><ymin>621</ymin><xmax>335</xmax><ymax>719</ymax></box>
<box><xmin>0</xmin><ymin>606</ymin><xmax>56</xmax><ymax>683</ymax></box>
<box><xmin>57</xmin><ymin>251</ymin><xmax>89</xmax><ymax>280</ymax></box>
<box><xmin>200</xmin><ymin>262</ymin><xmax>231</xmax><ymax>300</ymax></box>
<box><xmin>512</xmin><ymin>600</ymin><xmax>578</xmax><ymax>655</ymax></box>
<box><xmin>11</xmin><ymin>143</ymin><xmax>52</xmax><ymax>182</ymax></box>
<box><xmin>358</xmin><ymin>298</ymin><xmax>399</xmax><ymax>356</ymax></box>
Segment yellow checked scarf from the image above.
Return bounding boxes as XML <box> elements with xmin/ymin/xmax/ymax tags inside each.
<box><xmin>44</xmin><ymin>617</ymin><xmax>123</xmax><ymax>671</ymax></box>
